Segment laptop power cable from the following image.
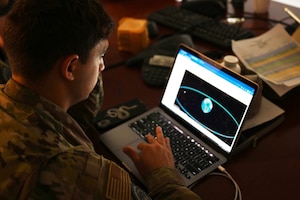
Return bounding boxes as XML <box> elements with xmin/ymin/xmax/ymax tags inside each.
<box><xmin>212</xmin><ymin>166</ymin><xmax>242</xmax><ymax>200</ymax></box>
<box><xmin>189</xmin><ymin>165</ymin><xmax>242</xmax><ymax>200</ymax></box>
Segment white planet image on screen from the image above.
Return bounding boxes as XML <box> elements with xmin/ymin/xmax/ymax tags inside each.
<box><xmin>201</xmin><ymin>98</ymin><xmax>213</xmax><ymax>113</ymax></box>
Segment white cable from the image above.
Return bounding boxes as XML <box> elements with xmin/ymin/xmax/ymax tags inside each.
<box><xmin>188</xmin><ymin>166</ymin><xmax>242</xmax><ymax>200</ymax></box>
<box><xmin>208</xmin><ymin>166</ymin><xmax>242</xmax><ymax>200</ymax></box>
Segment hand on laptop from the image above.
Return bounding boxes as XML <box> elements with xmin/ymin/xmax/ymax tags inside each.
<box><xmin>123</xmin><ymin>126</ymin><xmax>175</xmax><ymax>178</ymax></box>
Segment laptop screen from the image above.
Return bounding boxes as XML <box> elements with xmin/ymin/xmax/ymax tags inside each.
<box><xmin>161</xmin><ymin>45</ymin><xmax>257</xmax><ymax>153</ymax></box>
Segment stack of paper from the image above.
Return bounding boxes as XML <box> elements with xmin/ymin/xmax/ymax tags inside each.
<box><xmin>232</xmin><ymin>24</ymin><xmax>300</xmax><ymax>97</ymax></box>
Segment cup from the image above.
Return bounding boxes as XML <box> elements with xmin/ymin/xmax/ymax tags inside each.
<box><xmin>253</xmin><ymin>0</ymin><xmax>270</xmax><ymax>14</ymax></box>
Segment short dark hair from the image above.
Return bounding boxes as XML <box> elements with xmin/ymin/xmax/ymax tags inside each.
<box><xmin>3</xmin><ymin>0</ymin><xmax>114</xmax><ymax>80</ymax></box>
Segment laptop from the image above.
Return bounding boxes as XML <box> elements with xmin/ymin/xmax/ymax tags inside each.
<box><xmin>99</xmin><ymin>44</ymin><xmax>258</xmax><ymax>187</ymax></box>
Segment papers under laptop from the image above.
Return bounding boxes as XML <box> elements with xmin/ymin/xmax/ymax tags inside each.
<box><xmin>99</xmin><ymin>44</ymin><xmax>258</xmax><ymax>187</ymax></box>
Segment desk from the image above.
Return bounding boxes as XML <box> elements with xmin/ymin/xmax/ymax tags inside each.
<box><xmin>89</xmin><ymin>0</ymin><xmax>300</xmax><ymax>199</ymax></box>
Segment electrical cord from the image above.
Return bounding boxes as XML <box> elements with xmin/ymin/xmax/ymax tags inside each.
<box><xmin>212</xmin><ymin>166</ymin><xmax>242</xmax><ymax>200</ymax></box>
<box><xmin>188</xmin><ymin>165</ymin><xmax>242</xmax><ymax>200</ymax></box>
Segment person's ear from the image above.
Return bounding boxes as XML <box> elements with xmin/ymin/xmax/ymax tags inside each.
<box><xmin>61</xmin><ymin>54</ymin><xmax>80</xmax><ymax>81</ymax></box>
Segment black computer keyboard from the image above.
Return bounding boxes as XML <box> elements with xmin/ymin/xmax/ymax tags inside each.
<box><xmin>148</xmin><ymin>6</ymin><xmax>254</xmax><ymax>49</ymax></box>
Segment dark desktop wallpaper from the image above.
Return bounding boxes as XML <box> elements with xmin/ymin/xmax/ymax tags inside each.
<box><xmin>175</xmin><ymin>70</ymin><xmax>247</xmax><ymax>146</ymax></box>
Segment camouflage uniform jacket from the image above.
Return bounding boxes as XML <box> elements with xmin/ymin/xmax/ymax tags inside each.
<box><xmin>0</xmin><ymin>78</ymin><xmax>201</xmax><ymax>200</ymax></box>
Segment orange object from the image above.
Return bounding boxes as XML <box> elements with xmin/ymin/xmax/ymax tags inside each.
<box><xmin>117</xmin><ymin>17</ymin><xmax>149</xmax><ymax>53</ymax></box>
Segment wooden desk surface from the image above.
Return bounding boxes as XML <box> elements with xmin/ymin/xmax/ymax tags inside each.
<box><xmin>89</xmin><ymin>0</ymin><xmax>300</xmax><ymax>199</ymax></box>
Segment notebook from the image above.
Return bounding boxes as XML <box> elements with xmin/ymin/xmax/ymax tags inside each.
<box><xmin>99</xmin><ymin>44</ymin><xmax>258</xmax><ymax>187</ymax></box>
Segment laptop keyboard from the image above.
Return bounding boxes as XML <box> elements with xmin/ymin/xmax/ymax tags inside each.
<box><xmin>129</xmin><ymin>111</ymin><xmax>219</xmax><ymax>179</ymax></box>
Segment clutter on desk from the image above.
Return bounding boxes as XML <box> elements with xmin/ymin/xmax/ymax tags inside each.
<box><xmin>142</xmin><ymin>55</ymin><xmax>174</xmax><ymax>86</ymax></box>
<box><xmin>94</xmin><ymin>98</ymin><xmax>148</xmax><ymax>133</ymax></box>
<box><xmin>220</xmin><ymin>55</ymin><xmax>242</xmax><ymax>74</ymax></box>
<box><xmin>232</xmin><ymin>24</ymin><xmax>300</xmax><ymax>97</ymax></box>
<box><xmin>124</xmin><ymin>33</ymin><xmax>194</xmax><ymax>86</ymax></box>
<box><xmin>117</xmin><ymin>17</ymin><xmax>150</xmax><ymax>53</ymax></box>
<box><xmin>126</xmin><ymin>34</ymin><xmax>194</xmax><ymax>67</ymax></box>
<box><xmin>147</xmin><ymin>6</ymin><xmax>254</xmax><ymax>49</ymax></box>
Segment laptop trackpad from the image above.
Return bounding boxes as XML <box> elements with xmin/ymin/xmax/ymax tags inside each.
<box><xmin>99</xmin><ymin>125</ymin><xmax>143</xmax><ymax>150</ymax></box>
<box><xmin>116</xmin><ymin>139</ymin><xmax>146</xmax><ymax>185</ymax></box>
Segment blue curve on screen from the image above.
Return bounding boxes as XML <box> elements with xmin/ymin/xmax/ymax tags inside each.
<box><xmin>176</xmin><ymin>86</ymin><xmax>239</xmax><ymax>139</ymax></box>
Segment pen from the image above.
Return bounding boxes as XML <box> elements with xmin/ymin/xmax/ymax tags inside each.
<box><xmin>284</xmin><ymin>7</ymin><xmax>300</xmax><ymax>24</ymax></box>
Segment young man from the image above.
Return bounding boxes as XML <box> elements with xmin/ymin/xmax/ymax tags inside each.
<box><xmin>0</xmin><ymin>0</ymin><xmax>201</xmax><ymax>199</ymax></box>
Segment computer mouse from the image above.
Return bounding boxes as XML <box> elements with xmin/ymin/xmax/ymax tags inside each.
<box><xmin>147</xmin><ymin>20</ymin><xmax>158</xmax><ymax>38</ymax></box>
<box><xmin>181</xmin><ymin>0</ymin><xmax>226</xmax><ymax>18</ymax></box>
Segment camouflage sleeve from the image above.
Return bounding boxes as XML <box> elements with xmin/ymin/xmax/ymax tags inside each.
<box><xmin>27</xmin><ymin>147</ymin><xmax>132</xmax><ymax>200</ymax></box>
<box><xmin>145</xmin><ymin>167</ymin><xmax>202</xmax><ymax>200</ymax></box>
<box><xmin>68</xmin><ymin>75</ymin><xmax>104</xmax><ymax>131</ymax></box>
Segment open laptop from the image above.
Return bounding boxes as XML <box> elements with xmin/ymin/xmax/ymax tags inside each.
<box><xmin>99</xmin><ymin>44</ymin><xmax>258</xmax><ymax>187</ymax></box>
